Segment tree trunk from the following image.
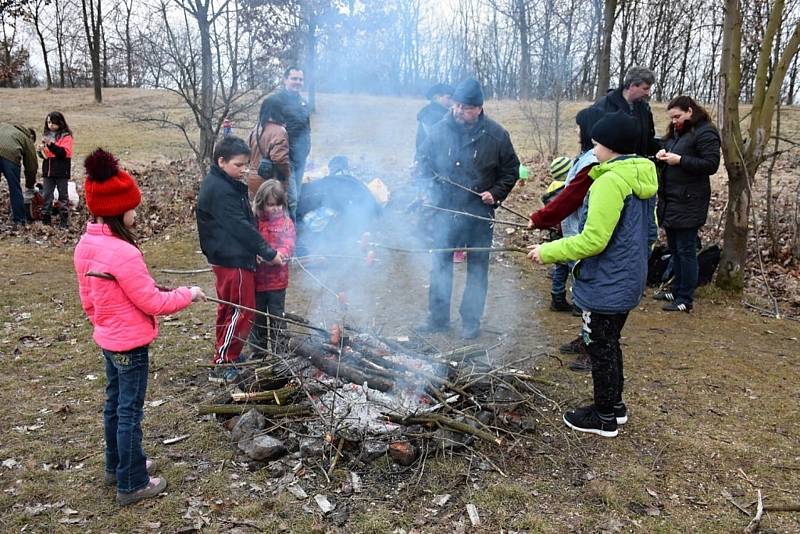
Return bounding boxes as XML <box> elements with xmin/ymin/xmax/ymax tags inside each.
<box><xmin>197</xmin><ymin>0</ymin><xmax>214</xmax><ymax>170</ymax></box>
<box><xmin>717</xmin><ymin>165</ymin><xmax>751</xmax><ymax>291</ymax></box>
<box><xmin>516</xmin><ymin>0</ymin><xmax>531</xmax><ymax>99</ymax></box>
<box><xmin>32</xmin><ymin>6</ymin><xmax>52</xmax><ymax>90</ymax></box>
<box><xmin>81</xmin><ymin>0</ymin><xmax>103</xmax><ymax>103</ymax></box>
<box><xmin>306</xmin><ymin>11</ymin><xmax>317</xmax><ymax>113</ymax></box>
<box><xmin>596</xmin><ymin>0</ymin><xmax>617</xmax><ymax>98</ymax></box>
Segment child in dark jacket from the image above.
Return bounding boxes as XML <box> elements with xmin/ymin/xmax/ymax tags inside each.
<box><xmin>196</xmin><ymin>137</ymin><xmax>282</xmax><ymax>383</ymax></box>
<box><xmin>38</xmin><ymin>111</ymin><xmax>73</xmax><ymax>227</ymax></box>
<box><xmin>529</xmin><ymin>111</ymin><xmax>658</xmax><ymax>438</ymax></box>
<box><xmin>250</xmin><ymin>179</ymin><xmax>295</xmax><ymax>355</ymax></box>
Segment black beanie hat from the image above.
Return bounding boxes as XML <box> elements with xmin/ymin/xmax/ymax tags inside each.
<box><xmin>426</xmin><ymin>83</ymin><xmax>454</xmax><ymax>101</ymax></box>
<box><xmin>452</xmin><ymin>78</ymin><xmax>484</xmax><ymax>106</ymax></box>
<box><xmin>575</xmin><ymin>106</ymin><xmax>604</xmax><ymax>152</ymax></box>
<box><xmin>591</xmin><ymin>111</ymin><xmax>639</xmax><ymax>155</ymax></box>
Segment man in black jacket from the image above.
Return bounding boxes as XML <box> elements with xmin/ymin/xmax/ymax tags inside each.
<box><xmin>196</xmin><ymin>137</ymin><xmax>281</xmax><ymax>381</ymax></box>
<box><xmin>417</xmin><ymin>78</ymin><xmax>520</xmax><ymax>340</ymax></box>
<box><xmin>270</xmin><ymin>67</ymin><xmax>311</xmax><ymax>221</ymax></box>
<box><xmin>593</xmin><ymin>66</ymin><xmax>660</xmax><ymax>157</ymax></box>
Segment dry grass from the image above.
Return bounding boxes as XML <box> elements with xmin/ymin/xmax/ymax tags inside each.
<box><xmin>1</xmin><ymin>89</ymin><xmax>799</xmax><ymax>532</ymax></box>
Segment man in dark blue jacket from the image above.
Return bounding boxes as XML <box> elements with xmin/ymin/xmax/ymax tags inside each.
<box><xmin>417</xmin><ymin>78</ymin><xmax>520</xmax><ymax>340</ymax></box>
<box><xmin>196</xmin><ymin>137</ymin><xmax>280</xmax><ymax>382</ymax></box>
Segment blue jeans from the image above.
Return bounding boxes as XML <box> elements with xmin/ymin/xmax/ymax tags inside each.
<box><xmin>0</xmin><ymin>157</ymin><xmax>27</xmax><ymax>223</ymax></box>
<box><xmin>103</xmin><ymin>346</ymin><xmax>150</xmax><ymax>493</ymax></box>
<box><xmin>551</xmin><ymin>262</ymin><xmax>573</xmax><ymax>295</ymax></box>
<box><xmin>287</xmin><ymin>156</ymin><xmax>307</xmax><ymax>221</ymax></box>
<box><xmin>428</xmin><ymin>212</ymin><xmax>493</xmax><ymax>327</ymax></box>
<box><xmin>665</xmin><ymin>227</ymin><xmax>699</xmax><ymax>305</ymax></box>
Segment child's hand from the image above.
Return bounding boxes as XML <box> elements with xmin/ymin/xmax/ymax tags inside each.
<box><xmin>190</xmin><ymin>287</ymin><xmax>207</xmax><ymax>302</ymax></box>
<box><xmin>271</xmin><ymin>252</ymin><xmax>285</xmax><ymax>266</ymax></box>
<box><xmin>655</xmin><ymin>149</ymin><xmax>667</xmax><ymax>160</ymax></box>
<box><xmin>527</xmin><ymin>245</ymin><xmax>543</xmax><ymax>265</ymax></box>
<box><xmin>527</xmin><ymin>218</ymin><xmax>535</xmax><ymax>230</ymax></box>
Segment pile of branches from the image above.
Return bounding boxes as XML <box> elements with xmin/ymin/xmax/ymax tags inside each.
<box><xmin>198</xmin><ymin>316</ymin><xmax>559</xmax><ymax>473</ymax></box>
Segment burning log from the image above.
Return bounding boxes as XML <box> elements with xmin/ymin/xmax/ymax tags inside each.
<box><xmin>197</xmin><ymin>404</ymin><xmax>312</xmax><ymax>417</ymax></box>
<box><xmin>386</xmin><ymin>413</ymin><xmax>502</xmax><ymax>445</ymax></box>
<box><xmin>288</xmin><ymin>337</ymin><xmax>394</xmax><ymax>392</ymax></box>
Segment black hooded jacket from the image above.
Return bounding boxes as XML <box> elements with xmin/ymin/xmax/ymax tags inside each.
<box><xmin>418</xmin><ymin>112</ymin><xmax>519</xmax><ymax>216</ymax></box>
<box><xmin>415</xmin><ymin>101</ymin><xmax>449</xmax><ymax>155</ymax></box>
<box><xmin>657</xmin><ymin>119</ymin><xmax>721</xmax><ymax>229</ymax></box>
<box><xmin>196</xmin><ymin>164</ymin><xmax>277</xmax><ymax>270</ymax></box>
<box><xmin>593</xmin><ymin>88</ymin><xmax>660</xmax><ymax>157</ymax></box>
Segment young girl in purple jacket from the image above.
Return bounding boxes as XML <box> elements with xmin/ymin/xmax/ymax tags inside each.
<box><xmin>74</xmin><ymin>149</ymin><xmax>206</xmax><ymax>506</ymax></box>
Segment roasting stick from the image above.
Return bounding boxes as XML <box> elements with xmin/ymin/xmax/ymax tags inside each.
<box><xmin>422</xmin><ymin>204</ymin><xmax>529</xmax><ymax>228</ymax></box>
<box><xmin>365</xmin><ymin>242</ymin><xmax>528</xmax><ymax>255</ymax></box>
<box><xmin>84</xmin><ymin>272</ymin><xmax>334</xmax><ymax>336</ymax></box>
<box><xmin>159</xmin><ymin>254</ymin><xmax>376</xmax><ymax>275</ymax></box>
<box><xmin>432</xmin><ymin>172</ymin><xmax>529</xmax><ymax>221</ymax></box>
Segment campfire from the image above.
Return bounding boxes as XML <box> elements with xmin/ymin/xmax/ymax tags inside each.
<box><xmin>199</xmin><ymin>314</ymin><xmax>553</xmax><ymax>471</ymax></box>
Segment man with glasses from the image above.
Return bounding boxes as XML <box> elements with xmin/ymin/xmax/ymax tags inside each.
<box><xmin>416</xmin><ymin>78</ymin><xmax>520</xmax><ymax>340</ymax></box>
<box><xmin>592</xmin><ymin>66</ymin><xmax>660</xmax><ymax>158</ymax></box>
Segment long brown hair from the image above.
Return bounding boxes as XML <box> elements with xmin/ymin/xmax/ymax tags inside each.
<box><xmin>95</xmin><ymin>215</ymin><xmax>139</xmax><ymax>248</ymax></box>
<box><xmin>43</xmin><ymin>111</ymin><xmax>72</xmax><ymax>139</ymax></box>
<box><xmin>663</xmin><ymin>95</ymin><xmax>714</xmax><ymax>140</ymax></box>
<box><xmin>252</xmin><ymin>179</ymin><xmax>287</xmax><ymax>218</ymax></box>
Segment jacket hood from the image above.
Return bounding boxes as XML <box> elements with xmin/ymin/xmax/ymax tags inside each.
<box><xmin>590</xmin><ymin>156</ymin><xmax>658</xmax><ymax>200</ymax></box>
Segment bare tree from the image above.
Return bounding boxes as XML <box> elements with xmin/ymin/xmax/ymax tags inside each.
<box><xmin>23</xmin><ymin>0</ymin><xmax>52</xmax><ymax>89</ymax></box>
<box><xmin>81</xmin><ymin>0</ymin><xmax>103</xmax><ymax>102</ymax></box>
<box><xmin>716</xmin><ymin>0</ymin><xmax>800</xmax><ymax>290</ymax></box>
<box><xmin>595</xmin><ymin>0</ymin><xmax>617</xmax><ymax>98</ymax></box>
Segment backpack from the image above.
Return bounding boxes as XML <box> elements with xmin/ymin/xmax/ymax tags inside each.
<box><xmin>647</xmin><ymin>242</ymin><xmax>721</xmax><ymax>287</ymax></box>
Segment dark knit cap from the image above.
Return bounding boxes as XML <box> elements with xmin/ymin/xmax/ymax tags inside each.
<box><xmin>575</xmin><ymin>106</ymin><xmax>604</xmax><ymax>152</ymax></box>
<box><xmin>452</xmin><ymin>78</ymin><xmax>484</xmax><ymax>106</ymax></box>
<box><xmin>425</xmin><ymin>83</ymin><xmax>454</xmax><ymax>101</ymax></box>
<box><xmin>591</xmin><ymin>111</ymin><xmax>639</xmax><ymax>155</ymax></box>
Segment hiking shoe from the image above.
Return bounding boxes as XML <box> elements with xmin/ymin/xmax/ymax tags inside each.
<box><xmin>662</xmin><ymin>301</ymin><xmax>692</xmax><ymax>313</ymax></box>
<box><xmin>105</xmin><ymin>459</ymin><xmax>156</xmax><ymax>486</ymax></box>
<box><xmin>459</xmin><ymin>323</ymin><xmax>481</xmax><ymax>340</ymax></box>
<box><xmin>549</xmin><ymin>292</ymin><xmax>572</xmax><ymax>312</ymax></box>
<box><xmin>653</xmin><ymin>290</ymin><xmax>675</xmax><ymax>302</ymax></box>
<box><xmin>614</xmin><ymin>403</ymin><xmax>628</xmax><ymax>425</ymax></box>
<box><xmin>208</xmin><ymin>366</ymin><xmax>240</xmax><ymax>384</ymax></box>
<box><xmin>568</xmin><ymin>352</ymin><xmax>592</xmax><ymax>372</ymax></box>
<box><xmin>559</xmin><ymin>336</ymin><xmax>584</xmax><ymax>355</ymax></box>
<box><xmin>116</xmin><ymin>477</ymin><xmax>167</xmax><ymax>506</ymax></box>
<box><xmin>415</xmin><ymin>319</ymin><xmax>451</xmax><ymax>334</ymax></box>
<box><xmin>571</xmin><ymin>304</ymin><xmax>582</xmax><ymax>317</ymax></box>
<box><xmin>563</xmin><ymin>405</ymin><xmax>618</xmax><ymax>438</ymax></box>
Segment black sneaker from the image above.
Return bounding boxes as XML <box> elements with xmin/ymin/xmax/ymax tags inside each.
<box><xmin>563</xmin><ymin>405</ymin><xmax>618</xmax><ymax>438</ymax></box>
<box><xmin>549</xmin><ymin>292</ymin><xmax>572</xmax><ymax>312</ymax></box>
<box><xmin>559</xmin><ymin>336</ymin><xmax>584</xmax><ymax>355</ymax></box>
<box><xmin>415</xmin><ymin>319</ymin><xmax>451</xmax><ymax>334</ymax></box>
<box><xmin>662</xmin><ymin>301</ymin><xmax>692</xmax><ymax>312</ymax></box>
<box><xmin>653</xmin><ymin>290</ymin><xmax>675</xmax><ymax>302</ymax></box>
<box><xmin>568</xmin><ymin>352</ymin><xmax>592</xmax><ymax>372</ymax></box>
<box><xmin>614</xmin><ymin>403</ymin><xmax>628</xmax><ymax>425</ymax></box>
<box><xmin>571</xmin><ymin>304</ymin><xmax>582</xmax><ymax>317</ymax></box>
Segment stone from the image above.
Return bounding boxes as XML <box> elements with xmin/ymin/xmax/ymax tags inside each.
<box><xmin>388</xmin><ymin>440</ymin><xmax>417</xmax><ymax>466</ymax></box>
<box><xmin>231</xmin><ymin>409</ymin><xmax>266</xmax><ymax>443</ymax></box>
<box><xmin>359</xmin><ymin>440</ymin><xmax>388</xmax><ymax>463</ymax></box>
<box><xmin>299</xmin><ymin>438</ymin><xmax>325</xmax><ymax>459</ymax></box>
<box><xmin>239</xmin><ymin>435</ymin><xmax>287</xmax><ymax>461</ymax></box>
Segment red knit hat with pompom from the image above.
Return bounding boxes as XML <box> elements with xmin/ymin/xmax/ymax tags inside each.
<box><xmin>83</xmin><ymin>148</ymin><xmax>141</xmax><ymax>217</ymax></box>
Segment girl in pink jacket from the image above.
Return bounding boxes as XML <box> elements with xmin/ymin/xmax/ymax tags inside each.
<box><xmin>74</xmin><ymin>149</ymin><xmax>205</xmax><ymax>506</ymax></box>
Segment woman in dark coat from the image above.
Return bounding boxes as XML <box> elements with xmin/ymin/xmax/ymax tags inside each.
<box><xmin>655</xmin><ymin>95</ymin><xmax>721</xmax><ymax>312</ymax></box>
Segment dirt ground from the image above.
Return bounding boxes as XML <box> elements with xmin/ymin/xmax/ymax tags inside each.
<box><xmin>1</xmin><ymin>90</ymin><xmax>799</xmax><ymax>533</ymax></box>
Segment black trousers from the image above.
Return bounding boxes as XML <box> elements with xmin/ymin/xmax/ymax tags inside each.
<box><xmin>251</xmin><ymin>289</ymin><xmax>286</xmax><ymax>353</ymax></box>
<box><xmin>428</xmin><ymin>213</ymin><xmax>493</xmax><ymax>327</ymax></box>
<box><xmin>582</xmin><ymin>310</ymin><xmax>629</xmax><ymax>414</ymax></box>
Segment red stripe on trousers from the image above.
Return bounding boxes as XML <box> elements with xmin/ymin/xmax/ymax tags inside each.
<box><xmin>212</xmin><ymin>266</ymin><xmax>255</xmax><ymax>364</ymax></box>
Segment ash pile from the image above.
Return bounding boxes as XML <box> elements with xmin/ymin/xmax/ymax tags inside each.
<box><xmin>200</xmin><ymin>316</ymin><xmax>552</xmax><ymax>483</ymax></box>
